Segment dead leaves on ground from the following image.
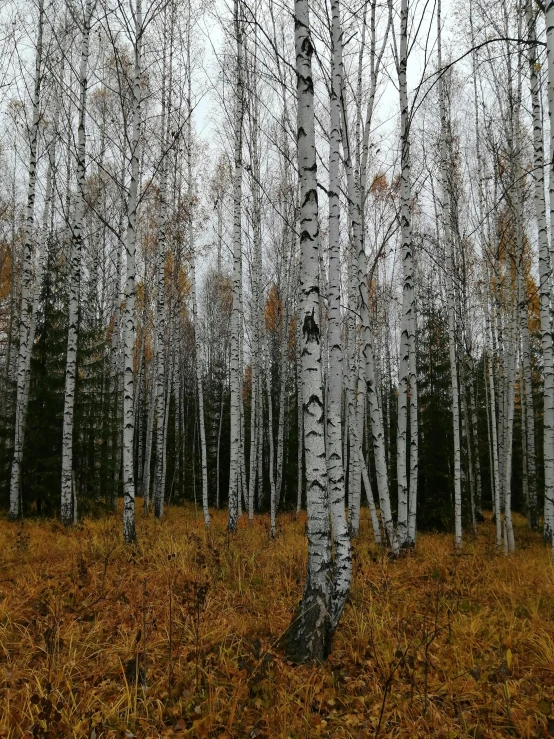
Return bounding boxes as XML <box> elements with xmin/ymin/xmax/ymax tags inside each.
<box><xmin>0</xmin><ymin>509</ymin><xmax>553</xmax><ymax>738</ymax></box>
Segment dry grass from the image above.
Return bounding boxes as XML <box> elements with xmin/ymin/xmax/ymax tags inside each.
<box><xmin>0</xmin><ymin>507</ymin><xmax>553</xmax><ymax>738</ymax></box>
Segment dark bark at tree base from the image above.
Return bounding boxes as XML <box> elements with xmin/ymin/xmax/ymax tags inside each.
<box><xmin>123</xmin><ymin>523</ymin><xmax>137</xmax><ymax>544</ymax></box>
<box><xmin>280</xmin><ymin>584</ymin><xmax>333</xmax><ymax>664</ymax></box>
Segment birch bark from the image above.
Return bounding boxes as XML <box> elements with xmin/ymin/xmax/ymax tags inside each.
<box><xmin>502</xmin><ymin>295</ymin><xmax>517</xmax><ymax>554</ymax></box>
<box><xmin>60</xmin><ymin>0</ymin><xmax>93</xmax><ymax>526</ymax></box>
<box><xmin>266</xmin><ymin>344</ymin><xmax>277</xmax><ymax>538</ymax></box>
<box><xmin>296</xmin><ymin>272</ymin><xmax>303</xmax><ymax>515</ymax></box>
<box><xmin>327</xmin><ymin>0</ymin><xmax>351</xmax><ymax>628</ymax></box>
<box><xmin>187</xmin><ymin>7</ymin><xmax>210</xmax><ymax>528</ymax></box>
<box><xmin>228</xmin><ymin>0</ymin><xmax>244</xmax><ymax>533</ymax></box>
<box><xmin>122</xmin><ymin>0</ymin><xmax>143</xmax><ymax>544</ymax></box>
<box><xmin>529</xmin><ymin>0</ymin><xmax>553</xmax><ymax>535</ymax></box>
<box><xmin>438</xmin><ymin>0</ymin><xmax>462</xmax><ymax>548</ymax></box>
<box><xmin>396</xmin><ymin>0</ymin><xmax>416</xmax><ymax>547</ymax></box>
<box><xmin>248</xmin><ymin>60</ymin><xmax>262</xmax><ymax>519</ymax></box>
<box><xmin>282</xmin><ymin>0</ymin><xmax>332</xmax><ymax>661</ymax></box>
<box><xmin>545</xmin><ymin>0</ymin><xmax>554</xmax><ymax>543</ymax></box>
<box><xmin>358</xmin><ymin>361</ymin><xmax>382</xmax><ymax>544</ymax></box>
<box><xmin>9</xmin><ymin>0</ymin><xmax>45</xmax><ymax>519</ymax></box>
<box><xmin>153</xmin><ymin>24</ymin><xmax>169</xmax><ymax>520</ymax></box>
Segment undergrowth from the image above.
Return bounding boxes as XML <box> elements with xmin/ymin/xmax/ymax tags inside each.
<box><xmin>0</xmin><ymin>508</ymin><xmax>553</xmax><ymax>738</ymax></box>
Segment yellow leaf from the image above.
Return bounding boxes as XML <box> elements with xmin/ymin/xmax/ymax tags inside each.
<box><xmin>506</xmin><ymin>649</ymin><xmax>512</xmax><ymax>669</ymax></box>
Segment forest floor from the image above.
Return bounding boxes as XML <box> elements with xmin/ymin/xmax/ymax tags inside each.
<box><xmin>0</xmin><ymin>508</ymin><xmax>553</xmax><ymax>739</ymax></box>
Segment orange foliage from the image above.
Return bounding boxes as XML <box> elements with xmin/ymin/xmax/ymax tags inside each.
<box><xmin>265</xmin><ymin>285</ymin><xmax>283</xmax><ymax>334</ymax></box>
<box><xmin>370</xmin><ymin>172</ymin><xmax>388</xmax><ymax>197</ymax></box>
<box><xmin>0</xmin><ymin>242</ymin><xmax>12</xmax><ymax>303</ymax></box>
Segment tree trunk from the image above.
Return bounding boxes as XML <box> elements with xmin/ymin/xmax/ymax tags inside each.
<box><xmin>438</xmin><ymin>0</ymin><xmax>462</xmax><ymax>548</ymax></box>
<box><xmin>327</xmin><ymin>0</ymin><xmax>351</xmax><ymax>628</ymax></box>
<box><xmin>266</xmin><ymin>345</ymin><xmax>277</xmax><ymax>538</ymax></box>
<box><xmin>396</xmin><ymin>0</ymin><xmax>416</xmax><ymax>548</ymax></box>
<box><xmin>9</xmin><ymin>0</ymin><xmax>45</xmax><ymax>519</ymax></box>
<box><xmin>282</xmin><ymin>0</ymin><xmax>332</xmax><ymax>662</ymax></box>
<box><xmin>529</xmin><ymin>0</ymin><xmax>553</xmax><ymax>536</ymax></box>
<box><xmin>153</xmin><ymin>23</ymin><xmax>169</xmax><ymax>520</ymax></box>
<box><xmin>60</xmin><ymin>0</ymin><xmax>93</xmax><ymax>526</ymax></box>
<box><xmin>122</xmin><ymin>0</ymin><xmax>143</xmax><ymax>544</ymax></box>
<box><xmin>228</xmin><ymin>0</ymin><xmax>244</xmax><ymax>533</ymax></box>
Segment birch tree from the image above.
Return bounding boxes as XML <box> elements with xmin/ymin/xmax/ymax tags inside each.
<box><xmin>122</xmin><ymin>0</ymin><xmax>143</xmax><ymax>544</ymax></box>
<box><xmin>396</xmin><ymin>0</ymin><xmax>417</xmax><ymax>548</ymax></box>
<box><xmin>9</xmin><ymin>0</ymin><xmax>45</xmax><ymax>519</ymax></box>
<box><xmin>326</xmin><ymin>0</ymin><xmax>351</xmax><ymax>629</ymax></box>
<box><xmin>437</xmin><ymin>0</ymin><xmax>462</xmax><ymax>548</ymax></box>
<box><xmin>60</xmin><ymin>0</ymin><xmax>94</xmax><ymax>526</ymax></box>
<box><xmin>227</xmin><ymin>0</ymin><xmax>244</xmax><ymax>533</ymax></box>
<box><xmin>532</xmin><ymin>0</ymin><xmax>554</xmax><ymax>540</ymax></box>
<box><xmin>281</xmin><ymin>0</ymin><xmax>332</xmax><ymax>661</ymax></box>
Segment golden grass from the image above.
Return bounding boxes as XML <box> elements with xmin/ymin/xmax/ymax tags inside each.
<box><xmin>0</xmin><ymin>507</ymin><xmax>553</xmax><ymax>738</ymax></box>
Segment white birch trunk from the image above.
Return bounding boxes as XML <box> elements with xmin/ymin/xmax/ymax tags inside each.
<box><xmin>396</xmin><ymin>0</ymin><xmax>416</xmax><ymax>547</ymax></box>
<box><xmin>545</xmin><ymin>0</ymin><xmax>554</xmax><ymax>545</ymax></box>
<box><xmin>266</xmin><ymin>345</ymin><xmax>277</xmax><ymax>538</ymax></box>
<box><xmin>9</xmin><ymin>0</ymin><xmax>45</xmax><ymax>519</ymax></box>
<box><xmin>60</xmin><ymin>0</ymin><xmax>92</xmax><ymax>526</ymax></box>
<box><xmin>248</xmin><ymin>79</ymin><xmax>262</xmax><ymax>518</ymax></box>
<box><xmin>407</xmin><ymin>345</ymin><xmax>418</xmax><ymax>544</ymax></box>
<box><xmin>502</xmin><ymin>297</ymin><xmax>517</xmax><ymax>554</ymax></box>
<box><xmin>468</xmin><ymin>360</ymin><xmax>483</xmax><ymax>520</ymax></box>
<box><xmin>122</xmin><ymin>0</ymin><xmax>143</xmax><ymax>544</ymax></box>
<box><xmin>186</xmin><ymin>10</ymin><xmax>210</xmax><ymax>528</ymax></box>
<box><xmin>529</xmin><ymin>0</ymin><xmax>554</xmax><ymax>537</ymax></box>
<box><xmin>216</xmin><ymin>385</ymin><xmax>224</xmax><ymax>509</ymax></box>
<box><xmin>161</xmin><ymin>344</ymin><xmax>173</xmax><ymax>506</ymax></box>
<box><xmin>358</xmin><ymin>360</ymin><xmax>382</xmax><ymax>544</ymax></box>
<box><xmin>153</xmin><ymin>24</ymin><xmax>169</xmax><ymax>520</ymax></box>
<box><xmin>346</xmin><ymin>249</ymin><xmax>360</xmax><ymax>530</ymax></box>
<box><xmin>438</xmin><ymin>0</ymin><xmax>462</xmax><ymax>548</ymax></box>
<box><xmin>275</xmin><ymin>282</ymin><xmax>289</xmax><ymax>507</ymax></box>
<box><xmin>327</xmin><ymin>0</ymin><xmax>351</xmax><ymax>628</ymax></box>
<box><xmin>488</xmin><ymin>354</ymin><xmax>502</xmax><ymax>548</ymax></box>
<box><xmin>282</xmin><ymin>0</ymin><xmax>332</xmax><ymax>661</ymax></box>
<box><xmin>296</xmin><ymin>279</ymin><xmax>303</xmax><ymax>515</ymax></box>
<box><xmin>143</xmin><ymin>357</ymin><xmax>155</xmax><ymax>512</ymax></box>
<box><xmin>228</xmin><ymin>0</ymin><xmax>244</xmax><ymax>533</ymax></box>
<box><xmin>190</xmin><ymin>176</ymin><xmax>209</xmax><ymax>530</ymax></box>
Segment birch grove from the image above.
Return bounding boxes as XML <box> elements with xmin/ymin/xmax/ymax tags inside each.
<box><xmin>3</xmin><ymin>0</ymin><xmax>554</xmax><ymax>664</ymax></box>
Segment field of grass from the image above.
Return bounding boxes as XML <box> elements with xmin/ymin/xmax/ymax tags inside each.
<box><xmin>0</xmin><ymin>507</ymin><xmax>553</xmax><ymax>738</ymax></box>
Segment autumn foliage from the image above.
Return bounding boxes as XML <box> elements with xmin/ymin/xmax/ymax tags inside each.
<box><xmin>1</xmin><ymin>509</ymin><xmax>553</xmax><ymax>738</ymax></box>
